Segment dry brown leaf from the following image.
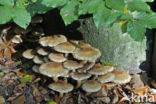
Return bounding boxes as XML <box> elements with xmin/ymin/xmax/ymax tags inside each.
<box><xmin>151</xmin><ymin>81</ymin><xmax>156</xmax><ymax>89</ymax></box>
<box><xmin>130</xmin><ymin>74</ymin><xmax>144</xmax><ymax>90</ymax></box>
<box><xmin>0</xmin><ymin>96</ymin><xmax>5</xmax><ymax>104</ymax></box>
<box><xmin>133</xmin><ymin>86</ymin><xmax>149</xmax><ymax>96</ymax></box>
<box><xmin>12</xmin><ymin>95</ymin><xmax>26</xmax><ymax>104</ymax></box>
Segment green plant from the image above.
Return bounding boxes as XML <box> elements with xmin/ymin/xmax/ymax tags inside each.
<box><xmin>0</xmin><ymin>0</ymin><xmax>156</xmax><ymax>41</ymax></box>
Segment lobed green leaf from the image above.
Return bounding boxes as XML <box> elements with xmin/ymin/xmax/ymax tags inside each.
<box><xmin>41</xmin><ymin>0</ymin><xmax>68</xmax><ymax>8</ymax></box>
<box><xmin>0</xmin><ymin>0</ymin><xmax>14</xmax><ymax>6</ymax></box>
<box><xmin>0</xmin><ymin>6</ymin><xmax>12</xmax><ymax>24</ymax></box>
<box><xmin>106</xmin><ymin>0</ymin><xmax>125</xmax><ymax>11</ymax></box>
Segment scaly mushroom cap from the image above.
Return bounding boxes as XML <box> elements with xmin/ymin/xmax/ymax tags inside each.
<box><xmin>12</xmin><ymin>35</ymin><xmax>23</xmax><ymax>44</ymax></box>
<box><xmin>37</xmin><ymin>48</ymin><xmax>48</xmax><ymax>56</ymax></box>
<box><xmin>89</xmin><ymin>63</ymin><xmax>114</xmax><ymax>75</ymax></box>
<box><xmin>54</xmin><ymin>42</ymin><xmax>76</xmax><ymax>53</ymax></box>
<box><xmin>63</xmin><ymin>60</ymin><xmax>83</xmax><ymax>71</ymax></box>
<box><xmin>39</xmin><ymin>35</ymin><xmax>67</xmax><ymax>47</ymax></box>
<box><xmin>82</xmin><ymin>80</ymin><xmax>101</xmax><ymax>93</ymax></box>
<box><xmin>33</xmin><ymin>55</ymin><xmax>44</xmax><ymax>64</ymax></box>
<box><xmin>70</xmin><ymin>72</ymin><xmax>91</xmax><ymax>81</ymax></box>
<box><xmin>22</xmin><ymin>49</ymin><xmax>35</xmax><ymax>59</ymax></box>
<box><xmin>73</xmin><ymin>47</ymin><xmax>101</xmax><ymax>61</ymax></box>
<box><xmin>48</xmin><ymin>53</ymin><xmax>66</xmax><ymax>62</ymax></box>
<box><xmin>39</xmin><ymin>62</ymin><xmax>68</xmax><ymax>77</ymax></box>
<box><xmin>48</xmin><ymin>81</ymin><xmax>73</xmax><ymax>93</ymax></box>
<box><xmin>111</xmin><ymin>70</ymin><xmax>131</xmax><ymax>84</ymax></box>
<box><xmin>97</xmin><ymin>72</ymin><xmax>115</xmax><ymax>83</ymax></box>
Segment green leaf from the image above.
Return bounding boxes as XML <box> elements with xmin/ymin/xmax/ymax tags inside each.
<box><xmin>19</xmin><ymin>75</ymin><xmax>32</xmax><ymax>83</ymax></box>
<box><xmin>27</xmin><ymin>0</ymin><xmax>52</xmax><ymax>16</ymax></box>
<box><xmin>41</xmin><ymin>0</ymin><xmax>68</xmax><ymax>8</ymax></box>
<box><xmin>13</xmin><ymin>7</ymin><xmax>31</xmax><ymax>29</ymax></box>
<box><xmin>106</xmin><ymin>0</ymin><xmax>125</xmax><ymax>11</ymax></box>
<box><xmin>16</xmin><ymin>0</ymin><xmax>29</xmax><ymax>7</ymax></box>
<box><xmin>127</xmin><ymin>0</ymin><xmax>151</xmax><ymax>12</ymax></box>
<box><xmin>0</xmin><ymin>0</ymin><xmax>14</xmax><ymax>6</ymax></box>
<box><xmin>0</xmin><ymin>6</ymin><xmax>12</xmax><ymax>24</ymax></box>
<box><xmin>78</xmin><ymin>0</ymin><xmax>103</xmax><ymax>15</ymax></box>
<box><xmin>47</xmin><ymin>101</ymin><xmax>57</xmax><ymax>104</ymax></box>
<box><xmin>135</xmin><ymin>12</ymin><xmax>156</xmax><ymax>28</ymax></box>
<box><xmin>60</xmin><ymin>0</ymin><xmax>79</xmax><ymax>25</ymax></box>
<box><xmin>127</xmin><ymin>21</ymin><xmax>146</xmax><ymax>41</ymax></box>
<box><xmin>120</xmin><ymin>13</ymin><xmax>133</xmax><ymax>20</ymax></box>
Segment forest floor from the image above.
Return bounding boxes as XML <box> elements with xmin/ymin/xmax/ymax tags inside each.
<box><xmin>1</xmin><ymin>26</ymin><xmax>156</xmax><ymax>104</ymax></box>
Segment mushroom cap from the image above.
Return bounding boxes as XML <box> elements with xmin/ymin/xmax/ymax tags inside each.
<box><xmin>43</xmin><ymin>57</ymin><xmax>49</xmax><ymax>63</ymax></box>
<box><xmin>39</xmin><ymin>62</ymin><xmax>68</xmax><ymax>77</ymax></box>
<box><xmin>70</xmin><ymin>72</ymin><xmax>91</xmax><ymax>81</ymax></box>
<box><xmin>97</xmin><ymin>72</ymin><xmax>115</xmax><ymax>83</ymax></box>
<box><xmin>78</xmin><ymin>62</ymin><xmax>95</xmax><ymax>73</ymax></box>
<box><xmin>39</xmin><ymin>35</ymin><xmax>67</xmax><ymax>47</ymax></box>
<box><xmin>12</xmin><ymin>35</ymin><xmax>23</xmax><ymax>44</ymax></box>
<box><xmin>33</xmin><ymin>55</ymin><xmax>44</xmax><ymax>64</ymax></box>
<box><xmin>111</xmin><ymin>69</ymin><xmax>131</xmax><ymax>84</ymax></box>
<box><xmin>79</xmin><ymin>42</ymin><xmax>91</xmax><ymax>48</ymax></box>
<box><xmin>22</xmin><ymin>49</ymin><xmax>35</xmax><ymax>59</ymax></box>
<box><xmin>48</xmin><ymin>53</ymin><xmax>66</xmax><ymax>62</ymax></box>
<box><xmin>82</xmin><ymin>80</ymin><xmax>101</xmax><ymax>93</ymax></box>
<box><xmin>54</xmin><ymin>42</ymin><xmax>76</xmax><ymax>53</ymax></box>
<box><xmin>37</xmin><ymin>48</ymin><xmax>48</xmax><ymax>56</ymax></box>
<box><xmin>89</xmin><ymin>64</ymin><xmax>114</xmax><ymax>75</ymax></box>
<box><xmin>73</xmin><ymin>47</ymin><xmax>101</xmax><ymax>61</ymax></box>
<box><xmin>48</xmin><ymin>81</ymin><xmax>73</xmax><ymax>93</ymax></box>
<box><xmin>63</xmin><ymin>60</ymin><xmax>83</xmax><ymax>71</ymax></box>
<box><xmin>32</xmin><ymin>65</ymin><xmax>39</xmax><ymax>73</ymax></box>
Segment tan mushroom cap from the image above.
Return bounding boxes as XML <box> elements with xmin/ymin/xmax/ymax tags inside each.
<box><xmin>54</xmin><ymin>42</ymin><xmax>76</xmax><ymax>53</ymax></box>
<box><xmin>63</xmin><ymin>60</ymin><xmax>83</xmax><ymax>71</ymax></box>
<box><xmin>78</xmin><ymin>62</ymin><xmax>95</xmax><ymax>73</ymax></box>
<box><xmin>33</xmin><ymin>55</ymin><xmax>44</xmax><ymax>64</ymax></box>
<box><xmin>39</xmin><ymin>35</ymin><xmax>67</xmax><ymax>47</ymax></box>
<box><xmin>71</xmin><ymin>72</ymin><xmax>91</xmax><ymax>81</ymax></box>
<box><xmin>89</xmin><ymin>63</ymin><xmax>114</xmax><ymax>75</ymax></box>
<box><xmin>79</xmin><ymin>42</ymin><xmax>91</xmax><ymax>48</ymax></box>
<box><xmin>22</xmin><ymin>49</ymin><xmax>35</xmax><ymax>59</ymax></box>
<box><xmin>12</xmin><ymin>35</ymin><xmax>23</xmax><ymax>44</ymax></box>
<box><xmin>111</xmin><ymin>70</ymin><xmax>131</xmax><ymax>84</ymax></box>
<box><xmin>37</xmin><ymin>48</ymin><xmax>48</xmax><ymax>56</ymax></box>
<box><xmin>73</xmin><ymin>46</ymin><xmax>101</xmax><ymax>61</ymax></box>
<box><xmin>48</xmin><ymin>53</ymin><xmax>66</xmax><ymax>62</ymax></box>
<box><xmin>48</xmin><ymin>81</ymin><xmax>73</xmax><ymax>94</ymax></box>
<box><xmin>39</xmin><ymin>62</ymin><xmax>68</xmax><ymax>77</ymax></box>
<box><xmin>82</xmin><ymin>80</ymin><xmax>101</xmax><ymax>93</ymax></box>
<box><xmin>97</xmin><ymin>72</ymin><xmax>115</xmax><ymax>83</ymax></box>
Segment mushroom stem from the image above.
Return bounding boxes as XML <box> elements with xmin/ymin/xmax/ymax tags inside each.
<box><xmin>92</xmin><ymin>75</ymin><xmax>98</xmax><ymax>80</ymax></box>
<box><xmin>59</xmin><ymin>92</ymin><xmax>64</xmax><ymax>98</ymax></box>
<box><xmin>76</xmin><ymin>80</ymin><xmax>81</xmax><ymax>88</ymax></box>
<box><xmin>65</xmin><ymin>53</ymin><xmax>68</xmax><ymax>58</ymax></box>
<box><xmin>64</xmin><ymin>78</ymin><xmax>68</xmax><ymax>83</ymax></box>
<box><xmin>53</xmin><ymin>77</ymin><xmax>58</xmax><ymax>82</ymax></box>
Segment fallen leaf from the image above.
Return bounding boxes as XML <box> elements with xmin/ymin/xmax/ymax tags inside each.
<box><xmin>19</xmin><ymin>75</ymin><xmax>32</xmax><ymax>83</ymax></box>
<box><xmin>0</xmin><ymin>96</ymin><xmax>5</xmax><ymax>104</ymax></box>
<box><xmin>133</xmin><ymin>86</ymin><xmax>149</xmax><ymax>96</ymax></box>
<box><xmin>151</xmin><ymin>81</ymin><xmax>156</xmax><ymax>89</ymax></box>
<box><xmin>47</xmin><ymin>101</ymin><xmax>57</xmax><ymax>104</ymax></box>
<box><xmin>130</xmin><ymin>74</ymin><xmax>144</xmax><ymax>90</ymax></box>
<box><xmin>12</xmin><ymin>95</ymin><xmax>26</xmax><ymax>104</ymax></box>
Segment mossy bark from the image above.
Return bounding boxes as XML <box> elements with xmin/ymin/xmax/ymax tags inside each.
<box><xmin>78</xmin><ymin>17</ymin><xmax>147</xmax><ymax>74</ymax></box>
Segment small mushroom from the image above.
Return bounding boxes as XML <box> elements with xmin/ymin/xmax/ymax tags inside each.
<box><xmin>54</xmin><ymin>41</ymin><xmax>76</xmax><ymax>57</ymax></box>
<box><xmin>37</xmin><ymin>48</ymin><xmax>48</xmax><ymax>56</ymax></box>
<box><xmin>111</xmin><ymin>70</ymin><xmax>131</xmax><ymax>84</ymax></box>
<box><xmin>48</xmin><ymin>53</ymin><xmax>66</xmax><ymax>62</ymax></box>
<box><xmin>12</xmin><ymin>35</ymin><xmax>23</xmax><ymax>44</ymax></box>
<box><xmin>70</xmin><ymin>72</ymin><xmax>91</xmax><ymax>88</ymax></box>
<box><xmin>63</xmin><ymin>60</ymin><xmax>83</xmax><ymax>72</ymax></box>
<box><xmin>39</xmin><ymin>62</ymin><xmax>69</xmax><ymax>82</ymax></box>
<box><xmin>73</xmin><ymin>46</ymin><xmax>101</xmax><ymax>62</ymax></box>
<box><xmin>43</xmin><ymin>57</ymin><xmax>50</xmax><ymax>62</ymax></box>
<box><xmin>48</xmin><ymin>81</ymin><xmax>73</xmax><ymax>97</ymax></box>
<box><xmin>89</xmin><ymin>63</ymin><xmax>114</xmax><ymax>76</ymax></box>
<box><xmin>82</xmin><ymin>80</ymin><xmax>101</xmax><ymax>93</ymax></box>
<box><xmin>22</xmin><ymin>49</ymin><xmax>35</xmax><ymax>59</ymax></box>
<box><xmin>33</xmin><ymin>55</ymin><xmax>44</xmax><ymax>64</ymax></box>
<box><xmin>97</xmin><ymin>72</ymin><xmax>115</xmax><ymax>83</ymax></box>
<box><xmin>78</xmin><ymin>62</ymin><xmax>95</xmax><ymax>73</ymax></box>
<box><xmin>32</xmin><ymin>65</ymin><xmax>39</xmax><ymax>73</ymax></box>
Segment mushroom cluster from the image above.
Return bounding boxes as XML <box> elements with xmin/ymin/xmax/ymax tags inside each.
<box><xmin>22</xmin><ymin>35</ymin><xmax>131</xmax><ymax>97</ymax></box>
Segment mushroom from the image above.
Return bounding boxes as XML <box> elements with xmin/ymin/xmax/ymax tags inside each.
<box><xmin>70</xmin><ymin>72</ymin><xmax>91</xmax><ymax>88</ymax></box>
<box><xmin>48</xmin><ymin>81</ymin><xmax>73</xmax><ymax>97</ymax></box>
<box><xmin>63</xmin><ymin>60</ymin><xmax>83</xmax><ymax>72</ymax></box>
<box><xmin>48</xmin><ymin>53</ymin><xmax>66</xmax><ymax>62</ymax></box>
<box><xmin>39</xmin><ymin>62</ymin><xmax>69</xmax><ymax>82</ymax></box>
<box><xmin>22</xmin><ymin>49</ymin><xmax>35</xmax><ymax>59</ymax></box>
<box><xmin>37</xmin><ymin>48</ymin><xmax>48</xmax><ymax>56</ymax></box>
<box><xmin>72</xmin><ymin>46</ymin><xmax>101</xmax><ymax>62</ymax></box>
<box><xmin>12</xmin><ymin>35</ymin><xmax>23</xmax><ymax>44</ymax></box>
<box><xmin>82</xmin><ymin>80</ymin><xmax>101</xmax><ymax>93</ymax></box>
<box><xmin>43</xmin><ymin>57</ymin><xmax>50</xmax><ymax>63</ymax></box>
<box><xmin>89</xmin><ymin>63</ymin><xmax>114</xmax><ymax>76</ymax></box>
<box><xmin>97</xmin><ymin>72</ymin><xmax>115</xmax><ymax>83</ymax></box>
<box><xmin>33</xmin><ymin>55</ymin><xmax>44</xmax><ymax>64</ymax></box>
<box><xmin>38</xmin><ymin>36</ymin><xmax>49</xmax><ymax>47</ymax></box>
<box><xmin>32</xmin><ymin>65</ymin><xmax>39</xmax><ymax>73</ymax></box>
<box><xmin>111</xmin><ymin>70</ymin><xmax>131</xmax><ymax>84</ymax></box>
<box><xmin>77</xmin><ymin>62</ymin><xmax>95</xmax><ymax>73</ymax></box>
<box><xmin>54</xmin><ymin>41</ymin><xmax>76</xmax><ymax>57</ymax></box>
